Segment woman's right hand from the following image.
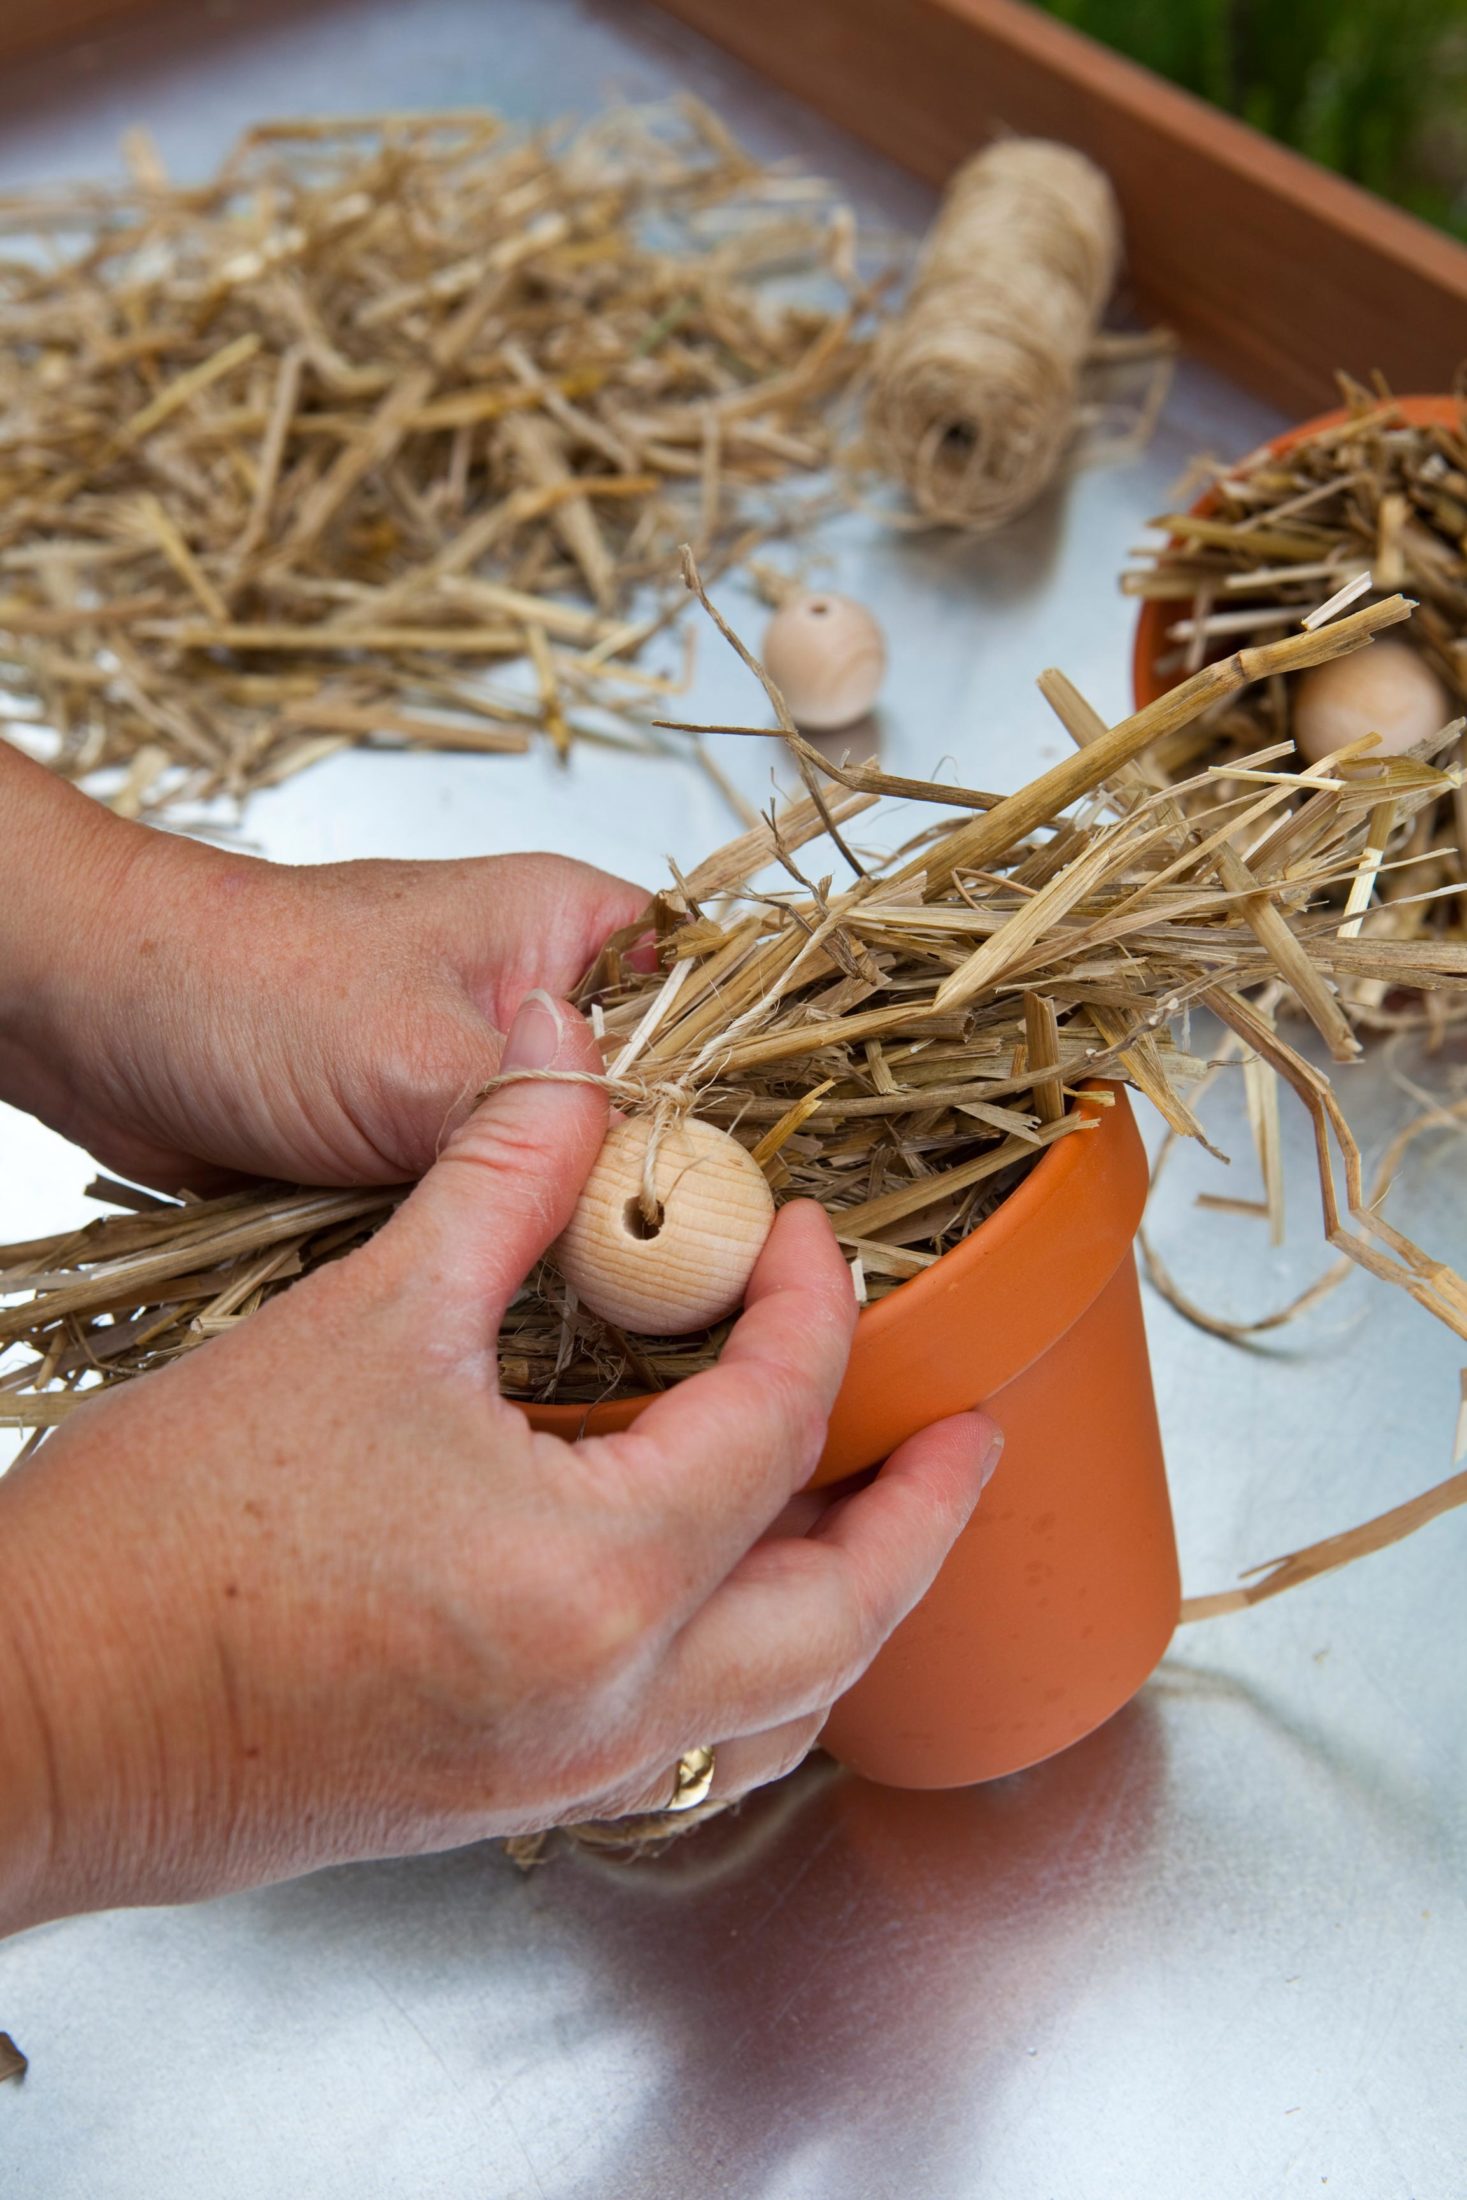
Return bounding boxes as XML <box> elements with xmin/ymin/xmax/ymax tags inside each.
<box><xmin>0</xmin><ymin>992</ymin><xmax>1001</xmax><ymax>1934</ymax></box>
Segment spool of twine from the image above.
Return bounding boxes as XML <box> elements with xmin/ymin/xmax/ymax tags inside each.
<box><xmin>869</xmin><ymin>138</ymin><xmax>1122</xmax><ymax>532</ymax></box>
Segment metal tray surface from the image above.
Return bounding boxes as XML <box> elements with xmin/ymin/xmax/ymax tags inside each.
<box><xmin>1</xmin><ymin>5</ymin><xmax>1463</xmax><ymax>2195</ymax></box>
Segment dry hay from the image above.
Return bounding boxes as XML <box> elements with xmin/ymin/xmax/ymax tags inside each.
<box><xmin>0</xmin><ymin>100</ymin><xmax>877</xmax><ymax>812</ymax></box>
<box><xmin>6</xmin><ymin>571</ymin><xmax>1467</xmax><ymax>1616</ymax></box>
<box><xmin>1126</xmin><ymin>381</ymin><xmax>1467</xmax><ymax>1038</ymax></box>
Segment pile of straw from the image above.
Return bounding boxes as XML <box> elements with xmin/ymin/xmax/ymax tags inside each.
<box><xmin>0</xmin><ymin>102</ymin><xmax>874</xmax><ymax>810</ymax></box>
<box><xmin>1127</xmin><ymin>386</ymin><xmax>1467</xmax><ymax>1031</ymax></box>
<box><xmin>7</xmin><ymin>569</ymin><xmax>1467</xmax><ymax>1610</ymax></box>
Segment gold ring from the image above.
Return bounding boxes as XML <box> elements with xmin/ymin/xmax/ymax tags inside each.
<box><xmin>665</xmin><ymin>1743</ymin><xmax>717</xmax><ymax>1813</ymax></box>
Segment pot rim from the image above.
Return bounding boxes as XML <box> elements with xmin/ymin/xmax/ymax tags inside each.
<box><xmin>523</xmin><ymin>1082</ymin><xmax>1119</xmax><ymax>1438</ymax></box>
<box><xmin>1132</xmin><ymin>392</ymin><xmax>1463</xmax><ymax>711</ymax></box>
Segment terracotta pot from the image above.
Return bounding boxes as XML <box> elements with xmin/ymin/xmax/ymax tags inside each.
<box><xmin>1132</xmin><ymin>393</ymin><xmax>1461</xmax><ymax>712</ymax></box>
<box><xmin>522</xmin><ymin>1085</ymin><xmax>1179</xmax><ymax>1789</ymax></box>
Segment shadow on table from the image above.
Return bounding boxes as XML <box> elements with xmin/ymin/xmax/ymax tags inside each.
<box><xmin>545</xmin><ymin>1694</ymin><xmax>1172</xmax><ymax>2195</ymax></box>
<box><xmin>883</xmin><ymin>472</ymin><xmax>1072</xmax><ymax>611</ymax></box>
<box><xmin>254</xmin><ymin>1646</ymin><xmax>1451</xmax><ymax>2192</ymax></box>
<box><xmin>245</xmin><ymin>1692</ymin><xmax>1166</xmax><ymax>2192</ymax></box>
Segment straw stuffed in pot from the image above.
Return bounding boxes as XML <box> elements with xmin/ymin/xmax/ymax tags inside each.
<box><xmin>1127</xmin><ymin>386</ymin><xmax>1467</xmax><ymax>1035</ymax></box>
<box><xmin>7</xmin><ymin>567</ymin><xmax>1467</xmax><ymax>1701</ymax></box>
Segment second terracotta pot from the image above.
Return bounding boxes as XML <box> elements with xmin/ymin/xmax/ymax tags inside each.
<box><xmin>1132</xmin><ymin>393</ymin><xmax>1461</xmax><ymax>712</ymax></box>
<box><xmin>522</xmin><ymin>1087</ymin><xmax>1178</xmax><ymax>1789</ymax></box>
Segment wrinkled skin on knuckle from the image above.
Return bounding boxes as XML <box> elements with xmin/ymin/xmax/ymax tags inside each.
<box><xmin>348</xmin><ymin>1015</ymin><xmax>493</xmax><ymax>1172</ymax></box>
<box><xmin>440</xmin><ymin>1116</ymin><xmax>564</xmax><ymax>1232</ymax></box>
<box><xmin>668</xmin><ymin>1360</ymin><xmax>825</xmax><ymax>1512</ymax></box>
<box><xmin>751</xmin><ymin>1542</ymin><xmax>885</xmax><ymax>1704</ymax></box>
<box><xmin>566</xmin><ymin>1429</ymin><xmax>690</xmax><ymax>1542</ymax></box>
<box><xmin>823</xmin><ymin>1550</ymin><xmax>894</xmax><ymax>1690</ymax></box>
<box><xmin>751</xmin><ymin>1355</ymin><xmax>831</xmax><ymax>1484</ymax></box>
<box><xmin>790</xmin><ymin>1277</ymin><xmax>855</xmax><ymax>1337</ymax></box>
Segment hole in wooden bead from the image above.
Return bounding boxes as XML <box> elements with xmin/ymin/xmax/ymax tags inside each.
<box><xmin>808</xmin><ymin>599</ymin><xmax>830</xmax><ymax>615</ymax></box>
<box><xmin>552</xmin><ymin>1117</ymin><xmax>776</xmax><ymax>1335</ymax></box>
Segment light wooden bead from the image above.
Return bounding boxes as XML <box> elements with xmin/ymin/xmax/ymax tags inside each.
<box><xmin>762</xmin><ymin>591</ymin><xmax>886</xmax><ymax>730</ymax></box>
<box><xmin>1293</xmin><ymin>638</ymin><xmax>1451</xmax><ymax>765</ymax></box>
<box><xmin>552</xmin><ymin>1117</ymin><xmax>775</xmax><ymax>1336</ymax></box>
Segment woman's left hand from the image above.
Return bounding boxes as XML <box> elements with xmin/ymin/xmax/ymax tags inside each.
<box><xmin>0</xmin><ymin>743</ymin><xmax>647</xmax><ymax>1190</ymax></box>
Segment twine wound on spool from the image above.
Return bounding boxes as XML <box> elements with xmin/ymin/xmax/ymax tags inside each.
<box><xmin>869</xmin><ymin>138</ymin><xmax>1122</xmax><ymax>532</ymax></box>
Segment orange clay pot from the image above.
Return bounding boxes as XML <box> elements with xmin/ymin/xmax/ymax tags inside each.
<box><xmin>522</xmin><ymin>1085</ymin><xmax>1179</xmax><ymax>1789</ymax></box>
<box><xmin>1133</xmin><ymin>394</ymin><xmax>1461</xmax><ymax>712</ymax></box>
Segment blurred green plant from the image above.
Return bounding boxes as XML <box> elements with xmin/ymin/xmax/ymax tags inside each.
<box><xmin>1039</xmin><ymin>0</ymin><xmax>1467</xmax><ymax>238</ymax></box>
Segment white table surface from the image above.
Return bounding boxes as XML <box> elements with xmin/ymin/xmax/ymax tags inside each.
<box><xmin>1</xmin><ymin>5</ymin><xmax>1464</xmax><ymax>2196</ymax></box>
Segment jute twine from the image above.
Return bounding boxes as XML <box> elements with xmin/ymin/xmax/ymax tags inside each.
<box><xmin>869</xmin><ymin>138</ymin><xmax>1121</xmax><ymax>532</ymax></box>
<box><xmin>475</xmin><ymin>1064</ymin><xmax>696</xmax><ymax>1223</ymax></box>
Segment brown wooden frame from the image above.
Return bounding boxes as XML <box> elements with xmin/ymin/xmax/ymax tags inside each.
<box><xmin>651</xmin><ymin>0</ymin><xmax>1467</xmax><ymax>416</ymax></box>
<box><xmin>2</xmin><ymin>0</ymin><xmax>1463</xmax><ymax>415</ymax></box>
<box><xmin>0</xmin><ymin>0</ymin><xmax>160</xmax><ymax>68</ymax></box>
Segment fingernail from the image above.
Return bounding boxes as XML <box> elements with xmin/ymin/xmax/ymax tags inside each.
<box><xmin>501</xmin><ymin>989</ymin><xmax>563</xmax><ymax>1074</ymax></box>
<box><xmin>976</xmin><ymin>1421</ymin><xmax>1005</xmax><ymax>1492</ymax></box>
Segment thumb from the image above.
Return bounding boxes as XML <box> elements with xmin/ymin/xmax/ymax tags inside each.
<box><xmin>384</xmin><ymin>990</ymin><xmax>609</xmax><ymax>1346</ymax></box>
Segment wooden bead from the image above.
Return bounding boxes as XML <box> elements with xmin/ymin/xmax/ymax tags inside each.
<box><xmin>552</xmin><ymin>1117</ymin><xmax>775</xmax><ymax>1336</ymax></box>
<box><xmin>1293</xmin><ymin>638</ymin><xmax>1451</xmax><ymax>765</ymax></box>
<box><xmin>762</xmin><ymin>591</ymin><xmax>886</xmax><ymax>730</ymax></box>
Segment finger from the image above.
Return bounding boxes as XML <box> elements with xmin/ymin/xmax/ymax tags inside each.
<box><xmin>379</xmin><ymin>990</ymin><xmax>607</xmax><ymax>1346</ymax></box>
<box><xmin>656</xmin><ymin>1410</ymin><xmax>1003</xmax><ymax>1736</ymax></box>
<box><xmin>472</xmin><ymin>855</ymin><xmax>652</xmax><ymax>1013</ymax></box>
<box><xmin>757</xmin><ymin>1484</ymin><xmax>847</xmax><ymax>1543</ymax></box>
<box><xmin>86</xmin><ymin>1140</ymin><xmax>249</xmax><ymax>1200</ymax></box>
<box><xmin>581</xmin><ymin>1199</ymin><xmax>858</xmax><ymax>1600</ymax></box>
<box><xmin>579</xmin><ymin>1711</ymin><xmax>828</xmax><ymax>1823</ymax></box>
<box><xmin>621</xmin><ymin>928</ymin><xmax>662</xmax><ymax>976</ymax></box>
<box><xmin>698</xmin><ymin>1711</ymin><xmax>827</xmax><ymax>1804</ymax></box>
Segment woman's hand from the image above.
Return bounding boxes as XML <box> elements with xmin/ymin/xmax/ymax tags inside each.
<box><xmin>0</xmin><ymin>741</ymin><xmax>647</xmax><ymax>1190</ymax></box>
<box><xmin>0</xmin><ymin>994</ymin><xmax>1000</xmax><ymax>1933</ymax></box>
